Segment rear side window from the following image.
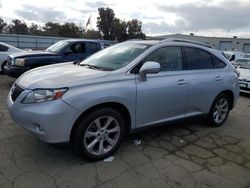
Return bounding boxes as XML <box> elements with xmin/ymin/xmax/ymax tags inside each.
<box><xmin>0</xmin><ymin>45</ymin><xmax>9</xmax><ymax>52</ymax></box>
<box><xmin>89</xmin><ymin>42</ymin><xmax>100</xmax><ymax>53</ymax></box>
<box><xmin>142</xmin><ymin>46</ymin><xmax>183</xmax><ymax>72</ymax></box>
<box><xmin>184</xmin><ymin>47</ymin><xmax>213</xmax><ymax>70</ymax></box>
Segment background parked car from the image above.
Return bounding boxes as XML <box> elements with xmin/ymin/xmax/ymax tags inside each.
<box><xmin>233</xmin><ymin>58</ymin><xmax>250</xmax><ymax>68</ymax></box>
<box><xmin>0</xmin><ymin>42</ymin><xmax>23</xmax><ymax>73</ymax></box>
<box><xmin>223</xmin><ymin>51</ymin><xmax>245</xmax><ymax>62</ymax></box>
<box><xmin>4</xmin><ymin>39</ymin><xmax>102</xmax><ymax>78</ymax></box>
<box><xmin>237</xmin><ymin>60</ymin><xmax>250</xmax><ymax>93</ymax></box>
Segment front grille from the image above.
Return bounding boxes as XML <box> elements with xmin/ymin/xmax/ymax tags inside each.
<box><xmin>239</xmin><ymin>79</ymin><xmax>250</xmax><ymax>83</ymax></box>
<box><xmin>11</xmin><ymin>84</ymin><xmax>24</xmax><ymax>102</ymax></box>
<box><xmin>240</xmin><ymin>87</ymin><xmax>250</xmax><ymax>92</ymax></box>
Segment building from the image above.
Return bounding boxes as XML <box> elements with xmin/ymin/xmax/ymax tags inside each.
<box><xmin>147</xmin><ymin>33</ymin><xmax>250</xmax><ymax>53</ymax></box>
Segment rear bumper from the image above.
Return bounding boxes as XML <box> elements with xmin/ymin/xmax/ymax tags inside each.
<box><xmin>3</xmin><ymin>65</ymin><xmax>30</xmax><ymax>78</ymax></box>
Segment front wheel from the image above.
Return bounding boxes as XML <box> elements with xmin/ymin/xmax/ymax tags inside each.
<box><xmin>1</xmin><ymin>61</ymin><xmax>7</xmax><ymax>74</ymax></box>
<box><xmin>73</xmin><ymin>107</ymin><xmax>125</xmax><ymax>161</ymax></box>
<box><xmin>207</xmin><ymin>94</ymin><xmax>230</xmax><ymax>127</ymax></box>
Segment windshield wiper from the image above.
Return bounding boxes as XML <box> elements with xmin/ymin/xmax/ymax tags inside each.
<box><xmin>73</xmin><ymin>60</ymin><xmax>81</xmax><ymax>65</ymax></box>
<box><xmin>80</xmin><ymin>63</ymin><xmax>104</xmax><ymax>70</ymax></box>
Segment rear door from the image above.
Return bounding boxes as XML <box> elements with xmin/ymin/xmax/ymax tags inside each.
<box><xmin>136</xmin><ymin>46</ymin><xmax>189</xmax><ymax>128</ymax></box>
<box><xmin>183</xmin><ymin>47</ymin><xmax>227</xmax><ymax>116</ymax></box>
<box><xmin>86</xmin><ymin>42</ymin><xmax>101</xmax><ymax>57</ymax></box>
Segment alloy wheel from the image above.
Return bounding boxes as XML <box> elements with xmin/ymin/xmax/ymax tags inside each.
<box><xmin>83</xmin><ymin>116</ymin><xmax>120</xmax><ymax>156</ymax></box>
<box><xmin>213</xmin><ymin>98</ymin><xmax>229</xmax><ymax>124</ymax></box>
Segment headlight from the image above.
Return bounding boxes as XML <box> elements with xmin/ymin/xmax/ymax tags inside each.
<box><xmin>15</xmin><ymin>58</ymin><xmax>26</xmax><ymax>66</ymax></box>
<box><xmin>22</xmin><ymin>88</ymin><xmax>68</xmax><ymax>104</ymax></box>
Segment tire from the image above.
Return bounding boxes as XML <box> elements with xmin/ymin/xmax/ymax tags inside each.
<box><xmin>73</xmin><ymin>107</ymin><xmax>125</xmax><ymax>161</ymax></box>
<box><xmin>1</xmin><ymin>61</ymin><xmax>7</xmax><ymax>74</ymax></box>
<box><xmin>207</xmin><ymin>93</ymin><xmax>230</xmax><ymax>127</ymax></box>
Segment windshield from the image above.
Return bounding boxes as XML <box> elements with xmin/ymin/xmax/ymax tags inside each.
<box><xmin>46</xmin><ymin>41</ymin><xmax>70</xmax><ymax>53</ymax></box>
<box><xmin>237</xmin><ymin>60</ymin><xmax>250</xmax><ymax>69</ymax></box>
<box><xmin>244</xmin><ymin>54</ymin><xmax>250</xmax><ymax>58</ymax></box>
<box><xmin>223</xmin><ymin>53</ymin><xmax>231</xmax><ymax>59</ymax></box>
<box><xmin>80</xmin><ymin>42</ymin><xmax>151</xmax><ymax>70</ymax></box>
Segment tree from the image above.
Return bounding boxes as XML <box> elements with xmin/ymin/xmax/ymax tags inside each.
<box><xmin>96</xmin><ymin>7</ymin><xmax>146</xmax><ymax>41</ymax></box>
<box><xmin>127</xmin><ymin>19</ymin><xmax>145</xmax><ymax>39</ymax></box>
<box><xmin>84</xmin><ymin>29</ymin><xmax>101</xmax><ymax>39</ymax></box>
<box><xmin>97</xmin><ymin>7</ymin><xmax>115</xmax><ymax>40</ymax></box>
<box><xmin>42</xmin><ymin>22</ymin><xmax>60</xmax><ymax>36</ymax></box>
<box><xmin>28</xmin><ymin>23</ymin><xmax>43</xmax><ymax>35</ymax></box>
<box><xmin>0</xmin><ymin>18</ymin><xmax>7</xmax><ymax>33</ymax></box>
<box><xmin>7</xmin><ymin>19</ymin><xmax>29</xmax><ymax>34</ymax></box>
<box><xmin>112</xmin><ymin>18</ymin><xmax>127</xmax><ymax>41</ymax></box>
<box><xmin>58</xmin><ymin>23</ymin><xmax>84</xmax><ymax>38</ymax></box>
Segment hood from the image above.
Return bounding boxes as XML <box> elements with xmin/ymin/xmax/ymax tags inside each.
<box><xmin>16</xmin><ymin>62</ymin><xmax>110</xmax><ymax>89</ymax></box>
<box><xmin>238</xmin><ymin>68</ymin><xmax>250</xmax><ymax>78</ymax></box>
<box><xmin>10</xmin><ymin>50</ymin><xmax>58</xmax><ymax>59</ymax></box>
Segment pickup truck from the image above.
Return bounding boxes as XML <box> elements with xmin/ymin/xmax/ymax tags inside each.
<box><xmin>4</xmin><ymin>39</ymin><xmax>102</xmax><ymax>78</ymax></box>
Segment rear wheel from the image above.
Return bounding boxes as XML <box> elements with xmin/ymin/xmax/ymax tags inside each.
<box><xmin>73</xmin><ymin>107</ymin><xmax>125</xmax><ymax>161</ymax></box>
<box><xmin>207</xmin><ymin>93</ymin><xmax>230</xmax><ymax>127</ymax></box>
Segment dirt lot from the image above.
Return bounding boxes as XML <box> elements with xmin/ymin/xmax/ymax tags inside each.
<box><xmin>0</xmin><ymin>74</ymin><xmax>250</xmax><ymax>188</ymax></box>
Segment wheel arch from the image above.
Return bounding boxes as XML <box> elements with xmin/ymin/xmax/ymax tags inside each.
<box><xmin>70</xmin><ymin>102</ymin><xmax>132</xmax><ymax>144</ymax></box>
<box><xmin>1</xmin><ymin>61</ymin><xmax>7</xmax><ymax>72</ymax></box>
<box><xmin>214</xmin><ymin>90</ymin><xmax>234</xmax><ymax>110</ymax></box>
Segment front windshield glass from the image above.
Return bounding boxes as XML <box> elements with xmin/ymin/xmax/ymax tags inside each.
<box><xmin>235</xmin><ymin>59</ymin><xmax>250</xmax><ymax>67</ymax></box>
<box><xmin>80</xmin><ymin>43</ymin><xmax>151</xmax><ymax>70</ymax></box>
<box><xmin>46</xmin><ymin>41</ymin><xmax>70</xmax><ymax>53</ymax></box>
<box><xmin>238</xmin><ymin>60</ymin><xmax>250</xmax><ymax>69</ymax></box>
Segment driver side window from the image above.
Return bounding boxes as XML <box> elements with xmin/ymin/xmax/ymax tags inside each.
<box><xmin>68</xmin><ymin>43</ymin><xmax>86</xmax><ymax>54</ymax></box>
<box><xmin>142</xmin><ymin>46</ymin><xmax>183</xmax><ymax>72</ymax></box>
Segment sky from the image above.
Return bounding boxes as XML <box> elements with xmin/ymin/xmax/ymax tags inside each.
<box><xmin>1</xmin><ymin>0</ymin><xmax>250</xmax><ymax>38</ymax></box>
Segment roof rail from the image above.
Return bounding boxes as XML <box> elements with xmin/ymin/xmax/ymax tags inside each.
<box><xmin>160</xmin><ymin>38</ymin><xmax>214</xmax><ymax>49</ymax></box>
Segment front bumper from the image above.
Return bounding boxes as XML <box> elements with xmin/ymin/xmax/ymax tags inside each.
<box><xmin>4</xmin><ymin>65</ymin><xmax>30</xmax><ymax>78</ymax></box>
<box><xmin>239</xmin><ymin>79</ymin><xmax>250</xmax><ymax>94</ymax></box>
<box><xmin>7</xmin><ymin>87</ymin><xmax>81</xmax><ymax>143</ymax></box>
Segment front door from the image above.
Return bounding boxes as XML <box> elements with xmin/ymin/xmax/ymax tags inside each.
<box><xmin>136</xmin><ymin>46</ymin><xmax>189</xmax><ymax>128</ymax></box>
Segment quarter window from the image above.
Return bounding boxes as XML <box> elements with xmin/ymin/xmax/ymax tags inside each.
<box><xmin>89</xmin><ymin>42</ymin><xmax>99</xmax><ymax>53</ymax></box>
<box><xmin>0</xmin><ymin>45</ymin><xmax>9</xmax><ymax>52</ymax></box>
<box><xmin>142</xmin><ymin>47</ymin><xmax>183</xmax><ymax>72</ymax></box>
<box><xmin>212</xmin><ymin>56</ymin><xmax>226</xmax><ymax>68</ymax></box>
<box><xmin>184</xmin><ymin>47</ymin><xmax>213</xmax><ymax>70</ymax></box>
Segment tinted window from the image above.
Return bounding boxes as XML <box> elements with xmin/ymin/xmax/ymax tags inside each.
<box><xmin>184</xmin><ymin>47</ymin><xmax>213</xmax><ymax>70</ymax></box>
<box><xmin>0</xmin><ymin>45</ymin><xmax>9</xmax><ymax>52</ymax></box>
<box><xmin>69</xmin><ymin>43</ymin><xmax>86</xmax><ymax>54</ymax></box>
<box><xmin>89</xmin><ymin>42</ymin><xmax>99</xmax><ymax>53</ymax></box>
<box><xmin>142</xmin><ymin>47</ymin><xmax>183</xmax><ymax>72</ymax></box>
<box><xmin>212</xmin><ymin>56</ymin><xmax>226</xmax><ymax>68</ymax></box>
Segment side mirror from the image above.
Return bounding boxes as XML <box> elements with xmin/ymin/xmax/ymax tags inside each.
<box><xmin>139</xmin><ymin>61</ymin><xmax>161</xmax><ymax>81</ymax></box>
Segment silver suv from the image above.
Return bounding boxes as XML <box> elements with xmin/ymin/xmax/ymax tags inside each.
<box><xmin>7</xmin><ymin>39</ymin><xmax>240</xmax><ymax>160</ymax></box>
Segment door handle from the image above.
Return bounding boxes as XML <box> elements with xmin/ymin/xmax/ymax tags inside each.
<box><xmin>177</xmin><ymin>79</ymin><xmax>187</xmax><ymax>85</ymax></box>
<box><xmin>215</xmin><ymin>76</ymin><xmax>223</xmax><ymax>81</ymax></box>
